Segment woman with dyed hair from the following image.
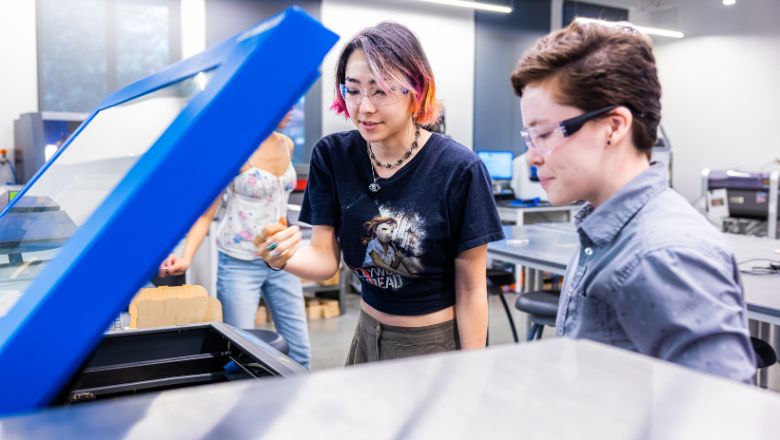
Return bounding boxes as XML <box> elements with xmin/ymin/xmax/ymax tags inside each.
<box><xmin>511</xmin><ymin>20</ymin><xmax>755</xmax><ymax>382</ymax></box>
<box><xmin>258</xmin><ymin>22</ymin><xmax>503</xmax><ymax>364</ymax></box>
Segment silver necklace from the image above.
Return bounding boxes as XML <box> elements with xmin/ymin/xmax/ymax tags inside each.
<box><xmin>366</xmin><ymin>126</ymin><xmax>421</xmax><ymax>193</ymax></box>
<box><xmin>368</xmin><ymin>165</ymin><xmax>381</xmax><ymax>192</ymax></box>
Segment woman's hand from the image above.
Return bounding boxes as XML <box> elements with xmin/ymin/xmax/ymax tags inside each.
<box><xmin>255</xmin><ymin>225</ymin><xmax>302</xmax><ymax>270</ymax></box>
<box><xmin>159</xmin><ymin>254</ymin><xmax>190</xmax><ymax>277</ymax></box>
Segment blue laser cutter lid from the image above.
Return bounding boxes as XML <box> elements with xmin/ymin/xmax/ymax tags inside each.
<box><xmin>0</xmin><ymin>7</ymin><xmax>337</xmax><ymax>415</ymax></box>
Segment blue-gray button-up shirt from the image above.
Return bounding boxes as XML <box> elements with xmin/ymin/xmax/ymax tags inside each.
<box><xmin>556</xmin><ymin>162</ymin><xmax>755</xmax><ymax>382</ymax></box>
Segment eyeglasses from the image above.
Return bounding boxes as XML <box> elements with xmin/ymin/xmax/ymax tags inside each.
<box><xmin>521</xmin><ymin>105</ymin><xmax>617</xmax><ymax>156</ymax></box>
<box><xmin>340</xmin><ymin>84</ymin><xmax>409</xmax><ymax>107</ymax></box>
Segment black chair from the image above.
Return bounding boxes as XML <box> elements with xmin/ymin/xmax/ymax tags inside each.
<box><xmin>486</xmin><ymin>268</ymin><xmax>519</xmax><ymax>343</ymax></box>
<box><xmin>752</xmin><ymin>337</ymin><xmax>777</xmax><ymax>368</ymax></box>
<box><xmin>749</xmin><ymin>336</ymin><xmax>777</xmax><ymax>388</ymax></box>
<box><xmin>515</xmin><ymin>290</ymin><xmax>560</xmax><ymax>341</ymax></box>
<box><xmin>151</xmin><ymin>273</ymin><xmax>186</xmax><ymax>287</ymax></box>
<box><xmin>245</xmin><ymin>328</ymin><xmax>290</xmax><ymax>355</ymax></box>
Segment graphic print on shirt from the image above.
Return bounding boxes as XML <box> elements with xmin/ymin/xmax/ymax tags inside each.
<box><xmin>352</xmin><ymin>206</ymin><xmax>425</xmax><ymax>290</ymax></box>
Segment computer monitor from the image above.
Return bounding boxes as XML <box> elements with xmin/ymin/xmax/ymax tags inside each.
<box><xmin>477</xmin><ymin>150</ymin><xmax>513</xmax><ymax>181</ymax></box>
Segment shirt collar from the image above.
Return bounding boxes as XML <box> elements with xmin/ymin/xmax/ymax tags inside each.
<box><xmin>575</xmin><ymin>162</ymin><xmax>669</xmax><ymax>246</ymax></box>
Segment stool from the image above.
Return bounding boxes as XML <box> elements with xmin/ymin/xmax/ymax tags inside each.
<box><xmin>752</xmin><ymin>337</ymin><xmax>777</xmax><ymax>369</ymax></box>
<box><xmin>515</xmin><ymin>290</ymin><xmax>560</xmax><ymax>341</ymax></box>
<box><xmin>244</xmin><ymin>328</ymin><xmax>290</xmax><ymax>355</ymax></box>
<box><xmin>751</xmin><ymin>336</ymin><xmax>777</xmax><ymax>388</ymax></box>
<box><xmin>486</xmin><ymin>268</ymin><xmax>519</xmax><ymax>343</ymax></box>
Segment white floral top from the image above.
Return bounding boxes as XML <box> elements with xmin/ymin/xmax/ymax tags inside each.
<box><xmin>215</xmin><ymin>163</ymin><xmax>296</xmax><ymax>260</ymax></box>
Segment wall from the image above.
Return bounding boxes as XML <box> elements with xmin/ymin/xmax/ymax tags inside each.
<box><xmin>473</xmin><ymin>0</ymin><xmax>550</xmax><ymax>155</ymax></box>
<box><xmin>551</xmin><ymin>0</ymin><xmax>642</xmax><ymax>30</ymax></box>
<box><xmin>0</xmin><ymin>1</ymin><xmax>38</xmax><ymax>162</ymax></box>
<box><xmin>181</xmin><ymin>0</ymin><xmax>206</xmax><ymax>58</ymax></box>
<box><xmin>637</xmin><ymin>0</ymin><xmax>780</xmax><ymax>201</ymax></box>
<box><xmin>652</xmin><ymin>0</ymin><xmax>780</xmax><ymax>201</ymax></box>
<box><xmin>549</xmin><ymin>0</ymin><xmax>780</xmax><ymax>202</ymax></box>
<box><xmin>320</xmin><ymin>0</ymin><xmax>475</xmax><ymax>149</ymax></box>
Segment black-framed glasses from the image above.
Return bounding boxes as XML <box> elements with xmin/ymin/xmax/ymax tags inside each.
<box><xmin>521</xmin><ymin>105</ymin><xmax>617</xmax><ymax>156</ymax></box>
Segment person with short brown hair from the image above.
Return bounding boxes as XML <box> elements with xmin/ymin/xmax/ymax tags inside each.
<box><xmin>511</xmin><ymin>19</ymin><xmax>755</xmax><ymax>382</ymax></box>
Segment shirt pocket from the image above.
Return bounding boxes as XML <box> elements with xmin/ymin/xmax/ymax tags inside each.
<box><xmin>573</xmin><ymin>275</ymin><xmax>616</xmax><ymax>342</ymax></box>
<box><xmin>558</xmin><ymin>264</ymin><xmax>589</xmax><ymax>333</ymax></box>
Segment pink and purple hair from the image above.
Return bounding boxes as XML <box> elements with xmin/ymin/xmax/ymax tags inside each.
<box><xmin>331</xmin><ymin>22</ymin><xmax>441</xmax><ymax>126</ymax></box>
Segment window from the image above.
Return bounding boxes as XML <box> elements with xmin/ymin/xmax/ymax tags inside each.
<box><xmin>37</xmin><ymin>0</ymin><xmax>181</xmax><ymax>112</ymax></box>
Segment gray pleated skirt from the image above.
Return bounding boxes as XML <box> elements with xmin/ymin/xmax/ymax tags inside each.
<box><xmin>345</xmin><ymin>309</ymin><xmax>460</xmax><ymax>366</ymax></box>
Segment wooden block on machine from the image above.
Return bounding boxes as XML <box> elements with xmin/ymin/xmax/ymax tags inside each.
<box><xmin>129</xmin><ymin>284</ymin><xmax>222</xmax><ymax>329</ymax></box>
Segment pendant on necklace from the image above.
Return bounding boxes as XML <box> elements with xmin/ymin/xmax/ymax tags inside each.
<box><xmin>369</xmin><ymin>182</ymin><xmax>381</xmax><ymax>192</ymax></box>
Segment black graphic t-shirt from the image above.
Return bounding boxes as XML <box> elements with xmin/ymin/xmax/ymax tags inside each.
<box><xmin>299</xmin><ymin>130</ymin><xmax>504</xmax><ymax>316</ymax></box>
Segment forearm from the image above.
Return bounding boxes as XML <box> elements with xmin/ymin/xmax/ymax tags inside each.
<box><xmin>455</xmin><ymin>287</ymin><xmax>489</xmax><ymax>349</ymax></box>
<box><xmin>284</xmin><ymin>243</ymin><xmax>340</xmax><ymax>281</ymax></box>
<box><xmin>454</xmin><ymin>244</ymin><xmax>489</xmax><ymax>349</ymax></box>
<box><xmin>181</xmin><ymin>217</ymin><xmax>211</xmax><ymax>261</ymax></box>
<box><xmin>180</xmin><ymin>197</ymin><xmax>220</xmax><ymax>261</ymax></box>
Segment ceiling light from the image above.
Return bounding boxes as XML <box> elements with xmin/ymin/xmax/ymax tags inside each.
<box><xmin>722</xmin><ymin>0</ymin><xmax>736</xmax><ymax>6</ymax></box>
<box><xmin>419</xmin><ymin>0</ymin><xmax>512</xmax><ymax>14</ymax></box>
<box><xmin>576</xmin><ymin>17</ymin><xmax>684</xmax><ymax>39</ymax></box>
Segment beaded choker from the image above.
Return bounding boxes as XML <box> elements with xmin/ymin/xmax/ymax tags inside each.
<box><xmin>366</xmin><ymin>126</ymin><xmax>421</xmax><ymax>193</ymax></box>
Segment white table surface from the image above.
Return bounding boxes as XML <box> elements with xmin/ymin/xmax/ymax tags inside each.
<box><xmin>488</xmin><ymin>224</ymin><xmax>780</xmax><ymax>325</ymax></box>
<box><xmin>3</xmin><ymin>338</ymin><xmax>779</xmax><ymax>439</ymax></box>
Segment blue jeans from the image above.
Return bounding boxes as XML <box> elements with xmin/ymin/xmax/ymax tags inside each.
<box><xmin>216</xmin><ymin>252</ymin><xmax>311</xmax><ymax>369</ymax></box>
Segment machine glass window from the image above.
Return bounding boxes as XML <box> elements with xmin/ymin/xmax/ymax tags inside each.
<box><xmin>0</xmin><ymin>71</ymin><xmax>212</xmax><ymax>317</ymax></box>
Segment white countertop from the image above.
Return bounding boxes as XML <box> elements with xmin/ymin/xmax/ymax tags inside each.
<box><xmin>3</xmin><ymin>338</ymin><xmax>780</xmax><ymax>439</ymax></box>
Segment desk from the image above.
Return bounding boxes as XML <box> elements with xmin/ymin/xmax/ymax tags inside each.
<box><xmin>487</xmin><ymin>224</ymin><xmax>575</xmax><ymax>292</ymax></box>
<box><xmin>489</xmin><ymin>224</ymin><xmax>780</xmax><ymax>388</ymax></box>
<box><xmin>721</xmin><ymin>233</ymin><xmax>780</xmax><ymax>326</ymax></box>
<box><xmin>496</xmin><ymin>203</ymin><xmax>581</xmax><ymax>225</ymax></box>
<box><xmin>488</xmin><ymin>224</ymin><xmax>780</xmax><ymax>326</ymax></box>
<box><xmin>720</xmin><ymin>234</ymin><xmax>780</xmax><ymax>386</ymax></box>
<box><xmin>4</xmin><ymin>338</ymin><xmax>780</xmax><ymax>438</ymax></box>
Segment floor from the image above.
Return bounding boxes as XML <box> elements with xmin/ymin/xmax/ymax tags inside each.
<box><xmin>259</xmin><ymin>290</ymin><xmax>780</xmax><ymax>392</ymax></box>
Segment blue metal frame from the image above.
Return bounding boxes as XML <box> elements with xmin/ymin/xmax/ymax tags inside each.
<box><xmin>0</xmin><ymin>7</ymin><xmax>337</xmax><ymax>415</ymax></box>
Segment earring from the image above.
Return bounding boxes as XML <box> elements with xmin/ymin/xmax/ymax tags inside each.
<box><xmin>607</xmin><ymin>139</ymin><xmax>612</xmax><ymax>146</ymax></box>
